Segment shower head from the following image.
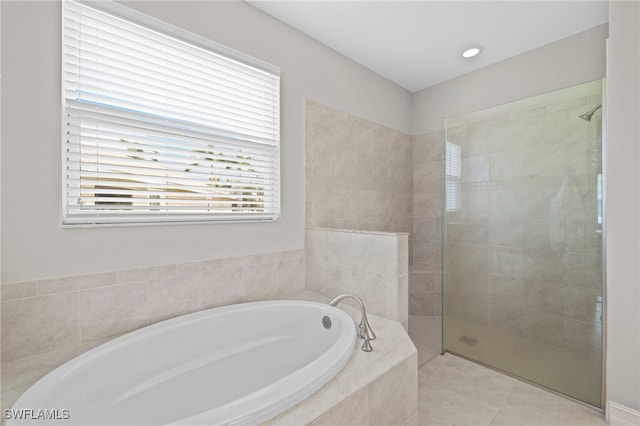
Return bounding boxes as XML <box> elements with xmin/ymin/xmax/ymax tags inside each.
<box><xmin>579</xmin><ymin>104</ymin><xmax>602</xmax><ymax>122</ymax></box>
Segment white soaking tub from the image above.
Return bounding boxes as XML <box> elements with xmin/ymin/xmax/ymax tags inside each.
<box><xmin>7</xmin><ymin>300</ymin><xmax>357</xmax><ymax>426</ymax></box>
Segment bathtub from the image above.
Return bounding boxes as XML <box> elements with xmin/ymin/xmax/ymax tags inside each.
<box><xmin>7</xmin><ymin>300</ymin><xmax>357</xmax><ymax>425</ymax></box>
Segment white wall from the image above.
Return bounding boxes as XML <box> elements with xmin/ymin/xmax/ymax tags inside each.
<box><xmin>412</xmin><ymin>25</ymin><xmax>608</xmax><ymax>135</ymax></box>
<box><xmin>0</xmin><ymin>1</ymin><xmax>412</xmax><ymax>283</ymax></box>
<box><xmin>606</xmin><ymin>0</ymin><xmax>640</xmax><ymax>413</ymax></box>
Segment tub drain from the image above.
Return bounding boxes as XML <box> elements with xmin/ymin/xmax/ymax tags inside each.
<box><xmin>322</xmin><ymin>315</ymin><xmax>332</xmax><ymax>329</ymax></box>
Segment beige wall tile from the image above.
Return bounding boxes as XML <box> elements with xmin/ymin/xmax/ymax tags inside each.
<box><xmin>114</xmin><ymin>264</ymin><xmax>176</xmax><ymax>285</ymax></box>
<box><xmin>322</xmin><ymin>263</ymin><xmax>354</xmax><ymax>298</ymax></box>
<box><xmin>412</xmin><ymin>217</ymin><xmax>437</xmax><ymax>242</ymax></box>
<box><xmin>396</xmin><ymin>234</ymin><xmax>409</xmax><ymax>276</ymax></box>
<box><xmin>525</xmin><ymin>185</ymin><xmax>561</xmax><ymax>218</ymax></box>
<box><xmin>489</xmin><ymin>303</ymin><xmax>525</xmax><ymax>336</ymax></box>
<box><xmin>524</xmin><ymin>143</ymin><xmax>565</xmax><ymax>177</ymax></box>
<box><xmin>277</xmin><ymin>258</ymin><xmax>306</xmax><ymax>295</ymax></box>
<box><xmin>1</xmin><ymin>281</ymin><xmax>38</xmax><ymax>301</ymax></box>
<box><xmin>413</xmin><ymin>192</ymin><xmax>442</xmax><ymax>218</ymax></box>
<box><xmin>389</xmin><ymin>159</ymin><xmax>413</xmax><ymax>187</ymax></box>
<box><xmin>447</xmin><ymin>222</ymin><xmax>487</xmax><ymax>244</ymax></box>
<box><xmin>490</xmin><ymin>217</ymin><xmax>524</xmax><ymax>248</ymax></box>
<box><xmin>205</xmin><ymin>267</ymin><xmax>245</xmax><ymax>307</ymax></box>
<box><xmin>220</xmin><ymin>253</ymin><xmax>263</xmax><ymax>269</ymax></box>
<box><xmin>398</xmin><ymin>274</ymin><xmax>409</xmax><ymax>323</ymax></box>
<box><xmin>565</xmin><ymin>285</ymin><xmax>602</xmax><ymax>322</ymax></box>
<box><xmin>524</xmin><ymin>280</ymin><xmax>565</xmax><ymax>316</ymax></box>
<box><xmin>489</xmin><ymin>118</ymin><xmax>525</xmax><ymax>153</ymax></box>
<box><xmin>446</xmin><ymin>243</ymin><xmax>490</xmax><ymax>273</ymax></box>
<box><xmin>352</xmin><ymin>269</ymin><xmax>396</xmax><ymax>320</ymax></box>
<box><xmin>491</xmin><ymin>150</ymin><xmax>524</xmax><ymax>178</ymax></box>
<box><xmin>368</xmin><ymin>361</ymin><xmax>410</xmax><ymax>426</ymax></box>
<box><xmin>489</xmin><ymin>274</ymin><xmax>524</xmax><ymax>307</ymax></box>
<box><xmin>260</xmin><ymin>249</ymin><xmax>305</xmax><ymax>265</ymax></box>
<box><xmin>433</xmin><ymin>292</ymin><xmax>443</xmax><ymax>315</ymax></box>
<box><xmin>451</xmin><ymin>122</ymin><xmax>493</xmax><ymax>157</ymax></box>
<box><xmin>409</xmin><ymin>291</ymin><xmax>435</xmax><ymax>316</ymax></box>
<box><xmin>242</xmin><ymin>263</ymin><xmax>278</xmax><ymax>302</ymax></box>
<box><xmin>174</xmin><ymin>258</ymin><xmax>224</xmax><ymax>275</ymax></box>
<box><xmin>446</xmin><ymin>267</ymin><xmax>489</xmax><ymax>299</ymax></box>
<box><xmin>524</xmin><ymin>310</ymin><xmax>565</xmax><ymax>347</ymax></box>
<box><xmin>523</xmin><ymin>249</ymin><xmax>565</xmax><ymax>282</ymax></box>
<box><xmin>412</xmin><ymin>240</ymin><xmax>441</xmax><ymax>266</ymax></box>
<box><xmin>310</xmin><ymin>143</ymin><xmax>336</xmax><ymax>187</ymax></box>
<box><xmin>305</xmin><ymin>256</ymin><xmax>325</xmax><ymax>294</ymax></box>
<box><xmin>565</xmin><ymin>318</ymin><xmax>603</xmax><ymax>355</ymax></box>
<box><xmin>409</xmin><ymin>271</ymin><xmax>439</xmax><ymax>293</ymax></box>
<box><xmin>414</xmin><ymin>160</ymin><xmax>441</xmax><ymax>193</ymax></box>
<box><xmin>402</xmin><ymin>412</ymin><xmax>419</xmax><ymax>426</ymax></box>
<box><xmin>37</xmin><ymin>271</ymin><xmax>116</xmax><ymax>295</ymax></box>
<box><xmin>460</xmin><ymin>191</ymin><xmax>491</xmax><ymax>218</ymax></box>
<box><xmin>324</xmin><ymin>231</ymin><xmax>353</xmax><ymax>266</ymax></box>
<box><xmin>413</xmin><ymin>131</ymin><xmax>442</xmax><ymax>163</ymax></box>
<box><xmin>306</xmin><ymin>228</ymin><xmax>407</xmax><ymax>321</ymax></box>
<box><xmin>2</xmin><ymin>293</ymin><xmax>80</xmax><ymax>362</ymax></box>
<box><xmin>145</xmin><ymin>276</ymin><xmax>204</xmax><ymax>320</ymax></box>
<box><xmin>461</xmin><ymin>155</ymin><xmax>490</xmax><ymax>182</ymax></box>
<box><xmin>351</xmin><ymin>233</ymin><xmax>388</xmax><ymax>273</ymax></box>
<box><xmin>460</xmin><ymin>294</ymin><xmax>490</xmax><ymax>325</ymax></box>
<box><xmin>81</xmin><ymin>280</ymin><xmax>151</xmax><ymax>343</ymax></box>
<box><xmin>309</xmin><ymin>388</ymin><xmax>369</xmax><ymax>426</ymax></box>
<box><xmin>565</xmin><ymin>251</ymin><xmax>602</xmax><ymax>288</ymax></box>
<box><xmin>306</xmin><ymin>101</ymin><xmax>412</xmax><ymax>231</ymax></box>
<box><xmin>491</xmin><ymin>189</ymin><xmax>526</xmax><ymax>218</ymax></box>
<box><xmin>490</xmin><ymin>247</ymin><xmax>525</xmax><ymax>277</ymax></box>
<box><xmin>305</xmin><ymin>229</ymin><xmax>325</xmax><ymax>258</ymax></box>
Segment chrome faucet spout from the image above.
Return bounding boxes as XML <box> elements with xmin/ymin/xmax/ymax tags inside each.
<box><xmin>328</xmin><ymin>293</ymin><xmax>376</xmax><ymax>352</ymax></box>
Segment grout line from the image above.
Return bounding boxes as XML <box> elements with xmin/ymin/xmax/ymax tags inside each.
<box><xmin>487</xmin><ymin>380</ymin><xmax>519</xmax><ymax>426</ymax></box>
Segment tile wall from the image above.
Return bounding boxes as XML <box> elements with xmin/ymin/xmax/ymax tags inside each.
<box><xmin>305</xmin><ymin>228</ymin><xmax>409</xmax><ymax>328</ymax></box>
<box><xmin>305</xmin><ymin>100</ymin><xmax>413</xmax><ymax>236</ymax></box>
<box><xmin>1</xmin><ymin>250</ymin><xmax>305</xmax><ymax>410</ymax></box>
<box><xmin>411</xmin><ymin>131</ymin><xmax>443</xmax><ymax>316</ymax></box>
<box><xmin>305</xmin><ymin>100</ymin><xmax>420</xmax><ymax>324</ymax></box>
<box><xmin>303</xmin><ymin>356</ymin><xmax>418</xmax><ymax>426</ymax></box>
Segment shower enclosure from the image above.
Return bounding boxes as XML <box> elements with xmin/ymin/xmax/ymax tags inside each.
<box><xmin>442</xmin><ymin>80</ymin><xmax>604</xmax><ymax>407</ymax></box>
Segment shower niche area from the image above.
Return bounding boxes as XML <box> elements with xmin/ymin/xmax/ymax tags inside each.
<box><xmin>442</xmin><ymin>80</ymin><xmax>604</xmax><ymax>407</ymax></box>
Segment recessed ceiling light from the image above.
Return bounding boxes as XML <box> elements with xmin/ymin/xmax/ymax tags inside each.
<box><xmin>462</xmin><ymin>47</ymin><xmax>481</xmax><ymax>59</ymax></box>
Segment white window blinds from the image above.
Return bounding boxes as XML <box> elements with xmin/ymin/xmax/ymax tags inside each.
<box><xmin>62</xmin><ymin>0</ymin><xmax>280</xmax><ymax>225</ymax></box>
<box><xmin>445</xmin><ymin>141</ymin><xmax>461</xmax><ymax>212</ymax></box>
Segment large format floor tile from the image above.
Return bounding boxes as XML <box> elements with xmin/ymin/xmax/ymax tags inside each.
<box><xmin>417</xmin><ymin>353</ymin><xmax>606</xmax><ymax>426</ymax></box>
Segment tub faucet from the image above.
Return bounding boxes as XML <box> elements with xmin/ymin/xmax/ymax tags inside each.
<box><xmin>328</xmin><ymin>293</ymin><xmax>376</xmax><ymax>352</ymax></box>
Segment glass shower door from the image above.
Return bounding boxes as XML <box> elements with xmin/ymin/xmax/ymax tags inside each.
<box><xmin>442</xmin><ymin>80</ymin><xmax>604</xmax><ymax>407</ymax></box>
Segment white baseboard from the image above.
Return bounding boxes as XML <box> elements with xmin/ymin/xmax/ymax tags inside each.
<box><xmin>607</xmin><ymin>401</ymin><xmax>640</xmax><ymax>425</ymax></box>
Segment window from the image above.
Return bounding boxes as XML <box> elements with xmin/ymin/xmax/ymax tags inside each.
<box><xmin>62</xmin><ymin>0</ymin><xmax>280</xmax><ymax>225</ymax></box>
<box><xmin>445</xmin><ymin>141</ymin><xmax>461</xmax><ymax>212</ymax></box>
<box><xmin>596</xmin><ymin>173</ymin><xmax>603</xmax><ymax>226</ymax></box>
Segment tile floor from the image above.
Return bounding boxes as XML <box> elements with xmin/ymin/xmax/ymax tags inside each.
<box><xmin>409</xmin><ymin>315</ymin><xmax>608</xmax><ymax>426</ymax></box>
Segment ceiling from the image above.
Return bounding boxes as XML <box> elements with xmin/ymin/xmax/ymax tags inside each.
<box><xmin>248</xmin><ymin>1</ymin><xmax>609</xmax><ymax>93</ymax></box>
